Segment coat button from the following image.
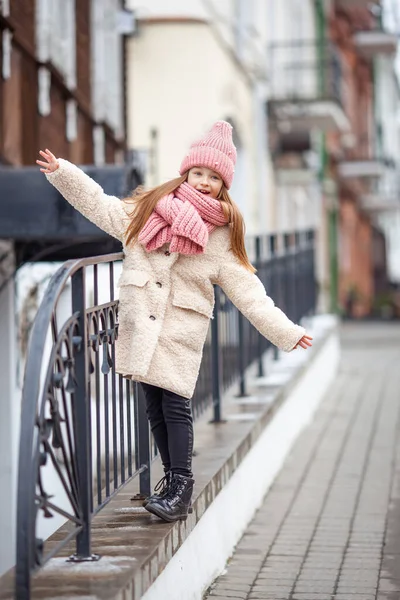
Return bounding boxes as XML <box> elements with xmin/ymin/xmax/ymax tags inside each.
<box><xmin>156</xmin><ymin>282</ymin><xmax>162</xmax><ymax>288</ymax></box>
<box><xmin>149</xmin><ymin>315</ymin><xmax>156</xmax><ymax>321</ymax></box>
<box><xmin>165</xmin><ymin>251</ymin><xmax>170</xmax><ymax>256</ymax></box>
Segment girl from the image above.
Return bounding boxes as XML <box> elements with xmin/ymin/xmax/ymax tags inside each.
<box><xmin>37</xmin><ymin>121</ymin><xmax>312</xmax><ymax>523</ymax></box>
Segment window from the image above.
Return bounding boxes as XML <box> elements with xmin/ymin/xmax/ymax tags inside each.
<box><xmin>37</xmin><ymin>66</ymin><xmax>51</xmax><ymax>116</ymax></box>
<box><xmin>91</xmin><ymin>0</ymin><xmax>124</xmax><ymax>137</ymax></box>
<box><xmin>36</xmin><ymin>0</ymin><xmax>76</xmax><ymax>89</ymax></box>
<box><xmin>0</xmin><ymin>0</ymin><xmax>10</xmax><ymax>17</ymax></box>
<box><xmin>93</xmin><ymin>124</ymin><xmax>106</xmax><ymax>166</ymax></box>
<box><xmin>2</xmin><ymin>28</ymin><xmax>12</xmax><ymax>79</ymax></box>
<box><xmin>66</xmin><ymin>99</ymin><xmax>78</xmax><ymax>142</ymax></box>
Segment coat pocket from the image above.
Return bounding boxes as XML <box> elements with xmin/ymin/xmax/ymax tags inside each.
<box><xmin>172</xmin><ymin>289</ymin><xmax>214</xmax><ymax>319</ymax></box>
<box><xmin>117</xmin><ymin>270</ymin><xmax>150</xmax><ymax>288</ymax></box>
<box><xmin>117</xmin><ymin>270</ymin><xmax>150</xmax><ymax>328</ymax></box>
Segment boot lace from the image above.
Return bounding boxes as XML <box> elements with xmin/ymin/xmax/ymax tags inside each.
<box><xmin>154</xmin><ymin>474</ymin><xmax>169</xmax><ymax>494</ymax></box>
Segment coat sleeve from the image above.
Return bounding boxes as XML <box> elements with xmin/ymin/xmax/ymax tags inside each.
<box><xmin>45</xmin><ymin>159</ymin><xmax>131</xmax><ymax>242</ymax></box>
<box><xmin>215</xmin><ymin>251</ymin><xmax>306</xmax><ymax>352</ymax></box>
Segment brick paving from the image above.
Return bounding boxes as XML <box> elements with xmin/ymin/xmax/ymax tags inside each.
<box><xmin>204</xmin><ymin>323</ymin><xmax>400</xmax><ymax>600</ymax></box>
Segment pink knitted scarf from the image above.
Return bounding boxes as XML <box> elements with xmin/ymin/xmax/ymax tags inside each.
<box><xmin>138</xmin><ymin>182</ymin><xmax>228</xmax><ymax>255</ymax></box>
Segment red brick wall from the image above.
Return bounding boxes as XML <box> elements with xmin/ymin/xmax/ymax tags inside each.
<box><xmin>329</xmin><ymin>4</ymin><xmax>377</xmax><ymax>317</ymax></box>
<box><xmin>1</xmin><ymin>49</ymin><xmax>24</xmax><ymax>165</ymax></box>
<box><xmin>76</xmin><ymin>0</ymin><xmax>92</xmax><ymax>111</ymax></box>
<box><xmin>70</xmin><ymin>112</ymin><xmax>94</xmax><ymax>165</ymax></box>
<box><xmin>339</xmin><ymin>198</ymin><xmax>373</xmax><ymax>317</ymax></box>
<box><xmin>38</xmin><ymin>84</ymin><xmax>69</xmax><ymax>160</ymax></box>
<box><xmin>21</xmin><ymin>52</ymin><xmax>39</xmax><ymax>165</ymax></box>
<box><xmin>0</xmin><ymin>0</ymin><xmax>125</xmax><ymax>167</ymax></box>
<box><xmin>329</xmin><ymin>5</ymin><xmax>374</xmax><ymax>158</ymax></box>
<box><xmin>10</xmin><ymin>0</ymin><xmax>36</xmax><ymax>51</ymax></box>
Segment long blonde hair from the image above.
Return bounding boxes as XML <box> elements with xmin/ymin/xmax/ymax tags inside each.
<box><xmin>124</xmin><ymin>173</ymin><xmax>256</xmax><ymax>273</ymax></box>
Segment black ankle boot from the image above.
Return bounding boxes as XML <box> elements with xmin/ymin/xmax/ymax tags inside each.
<box><xmin>144</xmin><ymin>473</ymin><xmax>194</xmax><ymax>522</ymax></box>
<box><xmin>142</xmin><ymin>472</ymin><xmax>171</xmax><ymax>507</ymax></box>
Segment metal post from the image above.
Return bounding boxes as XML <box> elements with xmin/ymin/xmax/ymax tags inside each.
<box><xmin>294</xmin><ymin>231</ymin><xmax>301</xmax><ymax>322</ymax></box>
<box><xmin>210</xmin><ymin>286</ymin><xmax>223</xmax><ymax>422</ymax></box>
<box><xmin>69</xmin><ymin>268</ymin><xmax>99</xmax><ymax>562</ymax></box>
<box><xmin>136</xmin><ymin>382</ymin><xmax>151</xmax><ymax>497</ymax></box>
<box><xmin>255</xmin><ymin>236</ymin><xmax>264</xmax><ymax>378</ymax></box>
<box><xmin>283</xmin><ymin>233</ymin><xmax>292</xmax><ymax>321</ymax></box>
<box><xmin>300</xmin><ymin>230</ymin><xmax>307</xmax><ymax>320</ymax></box>
<box><xmin>270</xmin><ymin>234</ymin><xmax>280</xmax><ymax>361</ymax></box>
<box><xmin>309</xmin><ymin>230</ymin><xmax>317</xmax><ymax>314</ymax></box>
<box><xmin>237</xmin><ymin>310</ymin><xmax>247</xmax><ymax>397</ymax></box>
<box><xmin>303</xmin><ymin>229</ymin><xmax>310</xmax><ymax>318</ymax></box>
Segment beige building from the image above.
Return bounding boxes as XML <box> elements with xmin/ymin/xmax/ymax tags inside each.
<box><xmin>126</xmin><ymin>0</ymin><xmax>274</xmax><ymax>234</ymax></box>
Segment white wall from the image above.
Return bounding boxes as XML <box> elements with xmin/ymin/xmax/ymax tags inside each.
<box><xmin>276</xmin><ymin>180</ymin><xmax>320</xmax><ymax>234</ymax></box>
<box><xmin>374</xmin><ymin>54</ymin><xmax>400</xmax><ymax>283</ymax></box>
<box><xmin>127</xmin><ymin>0</ymin><xmax>268</xmax><ymax>78</ymax></box>
<box><xmin>0</xmin><ymin>280</ymin><xmax>18</xmax><ymax>575</ymax></box>
<box><xmin>375</xmin><ymin>56</ymin><xmax>400</xmax><ymax>163</ymax></box>
<box><xmin>267</xmin><ymin>0</ymin><xmax>316</xmax><ymax>43</ymax></box>
<box><xmin>265</xmin><ymin>0</ymin><xmax>320</xmax><ymax>235</ymax></box>
<box><xmin>377</xmin><ymin>210</ymin><xmax>400</xmax><ymax>283</ymax></box>
<box><xmin>127</xmin><ymin>0</ymin><xmax>207</xmax><ymax>20</ymax></box>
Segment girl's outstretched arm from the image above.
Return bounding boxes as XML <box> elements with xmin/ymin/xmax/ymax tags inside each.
<box><xmin>37</xmin><ymin>149</ymin><xmax>130</xmax><ymax>242</ymax></box>
<box><xmin>216</xmin><ymin>252</ymin><xmax>312</xmax><ymax>352</ymax></box>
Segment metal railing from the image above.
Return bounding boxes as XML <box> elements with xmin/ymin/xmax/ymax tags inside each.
<box><xmin>268</xmin><ymin>40</ymin><xmax>343</xmax><ymax>107</ymax></box>
<box><xmin>15</xmin><ymin>230</ymin><xmax>316</xmax><ymax>599</ymax></box>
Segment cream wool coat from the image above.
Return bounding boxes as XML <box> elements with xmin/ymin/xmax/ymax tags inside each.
<box><xmin>46</xmin><ymin>160</ymin><xmax>305</xmax><ymax>399</ymax></box>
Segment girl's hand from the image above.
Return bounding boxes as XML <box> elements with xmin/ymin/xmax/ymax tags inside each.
<box><xmin>293</xmin><ymin>334</ymin><xmax>313</xmax><ymax>350</ymax></box>
<box><xmin>36</xmin><ymin>149</ymin><xmax>59</xmax><ymax>174</ymax></box>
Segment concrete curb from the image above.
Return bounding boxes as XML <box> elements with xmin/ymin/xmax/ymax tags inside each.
<box><xmin>141</xmin><ymin>315</ymin><xmax>341</xmax><ymax>600</ymax></box>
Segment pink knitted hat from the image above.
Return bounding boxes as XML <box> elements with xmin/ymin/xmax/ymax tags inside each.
<box><xmin>179</xmin><ymin>120</ymin><xmax>237</xmax><ymax>189</ymax></box>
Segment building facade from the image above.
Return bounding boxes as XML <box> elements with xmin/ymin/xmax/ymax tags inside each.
<box><xmin>267</xmin><ymin>0</ymin><xmax>398</xmax><ymax>315</ymax></box>
<box><xmin>0</xmin><ymin>0</ymin><xmax>127</xmax><ymax>168</ymax></box>
<box><xmin>0</xmin><ymin>0</ymin><xmax>134</xmax><ymax>575</ymax></box>
<box><xmin>126</xmin><ymin>0</ymin><xmax>273</xmax><ymax>234</ymax></box>
<box><xmin>330</xmin><ymin>0</ymin><xmax>397</xmax><ymax>316</ymax></box>
<box><xmin>127</xmin><ymin>0</ymin><xmax>396</xmax><ymax>315</ymax></box>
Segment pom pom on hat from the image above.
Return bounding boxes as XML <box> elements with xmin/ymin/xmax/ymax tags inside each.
<box><xmin>179</xmin><ymin>120</ymin><xmax>237</xmax><ymax>189</ymax></box>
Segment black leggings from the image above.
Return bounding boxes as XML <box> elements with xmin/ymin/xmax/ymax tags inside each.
<box><xmin>140</xmin><ymin>383</ymin><xmax>194</xmax><ymax>478</ymax></box>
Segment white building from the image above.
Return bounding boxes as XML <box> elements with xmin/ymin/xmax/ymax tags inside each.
<box><xmin>126</xmin><ymin>0</ymin><xmax>331</xmax><ymax>311</ymax></box>
<box><xmin>263</xmin><ymin>0</ymin><xmax>335</xmax><ymax>311</ymax></box>
<box><xmin>373</xmin><ymin>52</ymin><xmax>400</xmax><ymax>285</ymax></box>
<box><xmin>373</xmin><ymin>0</ymin><xmax>400</xmax><ymax>285</ymax></box>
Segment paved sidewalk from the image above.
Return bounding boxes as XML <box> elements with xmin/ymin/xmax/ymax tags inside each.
<box><xmin>204</xmin><ymin>323</ymin><xmax>400</xmax><ymax>600</ymax></box>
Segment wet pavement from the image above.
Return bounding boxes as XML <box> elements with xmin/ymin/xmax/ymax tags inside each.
<box><xmin>205</xmin><ymin>323</ymin><xmax>400</xmax><ymax>600</ymax></box>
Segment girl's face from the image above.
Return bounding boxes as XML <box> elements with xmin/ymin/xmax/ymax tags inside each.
<box><xmin>187</xmin><ymin>167</ymin><xmax>223</xmax><ymax>199</ymax></box>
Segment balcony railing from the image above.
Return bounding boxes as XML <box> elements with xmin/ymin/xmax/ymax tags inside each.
<box><xmin>269</xmin><ymin>41</ymin><xmax>343</xmax><ymax>106</ymax></box>
<box><xmin>361</xmin><ymin>169</ymin><xmax>400</xmax><ymax>211</ymax></box>
<box><xmin>268</xmin><ymin>41</ymin><xmax>349</xmax><ymax>133</ymax></box>
<box><xmin>14</xmin><ymin>231</ymin><xmax>316</xmax><ymax>599</ymax></box>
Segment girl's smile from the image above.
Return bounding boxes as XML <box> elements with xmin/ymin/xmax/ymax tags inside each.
<box><xmin>187</xmin><ymin>167</ymin><xmax>223</xmax><ymax>199</ymax></box>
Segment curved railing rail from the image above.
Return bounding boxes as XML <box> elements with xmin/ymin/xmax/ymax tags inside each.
<box><xmin>15</xmin><ymin>230</ymin><xmax>316</xmax><ymax>599</ymax></box>
<box><xmin>16</xmin><ymin>253</ymin><xmax>132</xmax><ymax>599</ymax></box>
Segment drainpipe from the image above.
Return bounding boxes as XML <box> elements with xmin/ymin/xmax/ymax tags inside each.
<box><xmin>314</xmin><ymin>0</ymin><xmax>339</xmax><ymax>313</ymax></box>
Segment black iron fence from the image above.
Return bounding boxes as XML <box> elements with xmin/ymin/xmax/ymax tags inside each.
<box><xmin>15</xmin><ymin>229</ymin><xmax>316</xmax><ymax>599</ymax></box>
<box><xmin>268</xmin><ymin>40</ymin><xmax>343</xmax><ymax>107</ymax></box>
